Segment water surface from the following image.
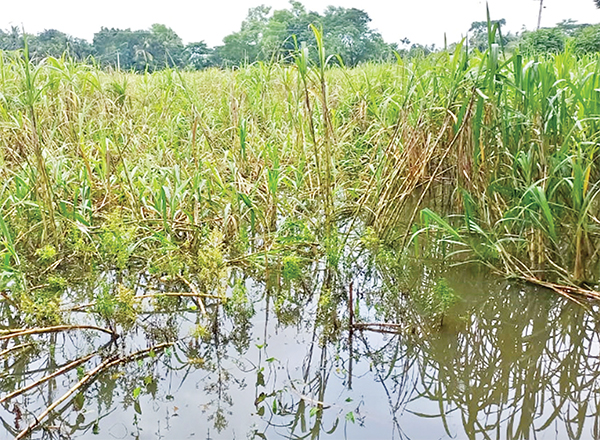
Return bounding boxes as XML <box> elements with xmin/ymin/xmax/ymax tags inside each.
<box><xmin>1</xmin><ymin>265</ymin><xmax>599</xmax><ymax>440</ymax></box>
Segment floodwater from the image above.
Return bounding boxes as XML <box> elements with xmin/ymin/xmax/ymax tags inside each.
<box><xmin>1</xmin><ymin>263</ymin><xmax>600</xmax><ymax>440</ymax></box>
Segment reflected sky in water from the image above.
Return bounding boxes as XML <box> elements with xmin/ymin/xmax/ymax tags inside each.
<box><xmin>1</xmin><ymin>264</ymin><xmax>600</xmax><ymax>439</ymax></box>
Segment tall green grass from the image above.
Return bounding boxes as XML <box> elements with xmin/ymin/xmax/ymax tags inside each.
<box><xmin>1</xmin><ymin>41</ymin><xmax>600</xmax><ymax>300</ymax></box>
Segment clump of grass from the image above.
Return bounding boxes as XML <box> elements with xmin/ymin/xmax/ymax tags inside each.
<box><xmin>20</xmin><ymin>288</ymin><xmax>63</xmax><ymax>326</ymax></box>
<box><xmin>98</xmin><ymin>213</ymin><xmax>136</xmax><ymax>270</ymax></box>
<box><xmin>94</xmin><ymin>283</ymin><xmax>138</xmax><ymax>330</ymax></box>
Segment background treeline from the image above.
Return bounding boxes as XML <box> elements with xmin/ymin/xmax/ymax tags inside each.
<box><xmin>1</xmin><ymin>1</ymin><xmax>600</xmax><ymax>71</ymax></box>
<box><xmin>0</xmin><ymin>1</ymin><xmax>396</xmax><ymax>70</ymax></box>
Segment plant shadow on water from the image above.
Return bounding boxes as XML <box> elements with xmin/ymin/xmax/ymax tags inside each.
<box><xmin>1</xmin><ymin>256</ymin><xmax>600</xmax><ymax>440</ymax></box>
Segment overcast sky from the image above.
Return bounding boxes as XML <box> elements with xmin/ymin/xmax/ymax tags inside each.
<box><xmin>2</xmin><ymin>0</ymin><xmax>599</xmax><ymax>48</ymax></box>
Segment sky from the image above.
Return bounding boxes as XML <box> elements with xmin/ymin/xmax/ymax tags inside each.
<box><xmin>2</xmin><ymin>0</ymin><xmax>599</xmax><ymax>48</ymax></box>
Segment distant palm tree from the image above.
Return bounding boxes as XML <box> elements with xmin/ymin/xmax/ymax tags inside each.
<box><xmin>596</xmin><ymin>0</ymin><xmax>600</xmax><ymax>8</ymax></box>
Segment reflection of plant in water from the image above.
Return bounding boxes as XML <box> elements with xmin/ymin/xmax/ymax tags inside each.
<box><xmin>357</xmin><ymin>270</ymin><xmax>600</xmax><ymax>440</ymax></box>
<box><xmin>223</xmin><ymin>278</ymin><xmax>255</xmax><ymax>325</ymax></box>
<box><xmin>94</xmin><ymin>283</ymin><xmax>138</xmax><ymax>331</ymax></box>
<box><xmin>5</xmin><ymin>237</ymin><xmax>600</xmax><ymax>440</ymax></box>
<box><xmin>355</xmin><ymin>333</ymin><xmax>417</xmax><ymax>440</ymax></box>
<box><xmin>0</xmin><ymin>265</ymin><xmax>238</xmax><ymax>438</ymax></box>
<box><xmin>253</xmin><ymin>344</ymin><xmax>362</xmax><ymax>440</ymax></box>
<box><xmin>274</xmin><ymin>288</ymin><xmax>304</xmax><ymax>326</ymax></box>
<box><xmin>161</xmin><ymin>284</ymin><xmax>256</xmax><ymax>434</ymax></box>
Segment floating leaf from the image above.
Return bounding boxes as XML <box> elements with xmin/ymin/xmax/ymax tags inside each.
<box><xmin>256</xmin><ymin>370</ymin><xmax>265</xmax><ymax>387</ymax></box>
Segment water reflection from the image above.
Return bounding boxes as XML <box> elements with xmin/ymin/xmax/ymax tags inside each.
<box><xmin>406</xmin><ymin>274</ymin><xmax>600</xmax><ymax>440</ymax></box>
<box><xmin>1</xmin><ymin>265</ymin><xmax>600</xmax><ymax>439</ymax></box>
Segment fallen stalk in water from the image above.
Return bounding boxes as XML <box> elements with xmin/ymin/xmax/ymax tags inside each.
<box><xmin>0</xmin><ymin>325</ymin><xmax>118</xmax><ymax>340</ymax></box>
<box><xmin>0</xmin><ymin>342</ymin><xmax>33</xmax><ymax>358</ymax></box>
<box><xmin>0</xmin><ymin>352</ymin><xmax>97</xmax><ymax>404</ymax></box>
<box><xmin>63</xmin><ymin>291</ymin><xmax>225</xmax><ymax>313</ymax></box>
<box><xmin>521</xmin><ymin>276</ymin><xmax>600</xmax><ymax>303</ymax></box>
<box><xmin>14</xmin><ymin>342</ymin><xmax>174</xmax><ymax>440</ymax></box>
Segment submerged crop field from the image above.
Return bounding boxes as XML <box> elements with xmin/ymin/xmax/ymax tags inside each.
<box><xmin>2</xmin><ymin>39</ymin><xmax>600</xmax><ymax>439</ymax></box>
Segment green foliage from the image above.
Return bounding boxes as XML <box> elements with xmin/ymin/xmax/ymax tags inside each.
<box><xmin>35</xmin><ymin>245</ymin><xmax>57</xmax><ymax>263</ymax></box>
<box><xmin>20</xmin><ymin>289</ymin><xmax>62</xmax><ymax>326</ymax></box>
<box><xmin>555</xmin><ymin>19</ymin><xmax>590</xmax><ymax>37</ymax></box>
<box><xmin>277</xmin><ymin>219</ymin><xmax>314</xmax><ymax>244</ymax></box>
<box><xmin>184</xmin><ymin>41</ymin><xmax>212</xmax><ymax>70</ymax></box>
<box><xmin>94</xmin><ymin>283</ymin><xmax>138</xmax><ymax>328</ymax></box>
<box><xmin>214</xmin><ymin>3</ymin><xmax>394</xmax><ymax>67</ymax></box>
<box><xmin>415</xmin><ymin>278</ymin><xmax>459</xmax><ymax>319</ymax></box>
<box><xmin>282</xmin><ymin>255</ymin><xmax>302</xmax><ymax>281</ymax></box>
<box><xmin>47</xmin><ymin>275</ymin><xmax>67</xmax><ymax>293</ymax></box>
<box><xmin>0</xmin><ymin>34</ymin><xmax>600</xmax><ymax>318</ymax></box>
<box><xmin>519</xmin><ymin>28</ymin><xmax>566</xmax><ymax>55</ymax></box>
<box><xmin>98</xmin><ymin>214</ymin><xmax>136</xmax><ymax>270</ymax></box>
<box><xmin>0</xmin><ymin>26</ymin><xmax>22</xmax><ymax>51</ymax></box>
<box><xmin>274</xmin><ymin>290</ymin><xmax>302</xmax><ymax>326</ymax></box>
<box><xmin>195</xmin><ymin>229</ymin><xmax>227</xmax><ymax>296</ymax></box>
<box><xmin>468</xmin><ymin>19</ymin><xmax>512</xmax><ymax>52</ymax></box>
<box><xmin>29</xmin><ymin>29</ymin><xmax>93</xmax><ymax>61</ymax></box>
<box><xmin>224</xmin><ymin>279</ymin><xmax>255</xmax><ymax>320</ymax></box>
<box><xmin>92</xmin><ymin>24</ymin><xmax>186</xmax><ymax>71</ymax></box>
<box><xmin>573</xmin><ymin>24</ymin><xmax>600</xmax><ymax>54</ymax></box>
<box><xmin>3</xmin><ymin>9</ymin><xmax>600</xmax><ymax>76</ymax></box>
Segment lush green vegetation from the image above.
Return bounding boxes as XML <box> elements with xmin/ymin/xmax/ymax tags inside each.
<box><xmin>2</xmin><ymin>22</ymin><xmax>600</xmax><ymax>323</ymax></box>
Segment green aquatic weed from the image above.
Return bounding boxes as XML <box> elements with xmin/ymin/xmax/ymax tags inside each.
<box><xmin>35</xmin><ymin>245</ymin><xmax>57</xmax><ymax>263</ymax></box>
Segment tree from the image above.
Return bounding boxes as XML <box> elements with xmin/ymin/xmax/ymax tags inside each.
<box><xmin>144</xmin><ymin>24</ymin><xmax>185</xmax><ymax>68</ymax></box>
<box><xmin>555</xmin><ymin>19</ymin><xmax>589</xmax><ymax>36</ymax></box>
<box><xmin>214</xmin><ymin>1</ymin><xmax>393</xmax><ymax>67</ymax></box>
<box><xmin>29</xmin><ymin>29</ymin><xmax>92</xmax><ymax>60</ymax></box>
<box><xmin>183</xmin><ymin>41</ymin><xmax>212</xmax><ymax>69</ymax></box>
<box><xmin>214</xmin><ymin>5</ymin><xmax>271</xmax><ymax>66</ymax></box>
<box><xmin>0</xmin><ymin>27</ymin><xmax>23</xmax><ymax>51</ymax></box>
<box><xmin>518</xmin><ymin>27</ymin><xmax>566</xmax><ymax>54</ymax></box>
<box><xmin>92</xmin><ymin>24</ymin><xmax>184</xmax><ymax>71</ymax></box>
<box><xmin>322</xmin><ymin>6</ymin><xmax>391</xmax><ymax>65</ymax></box>
<box><xmin>573</xmin><ymin>24</ymin><xmax>600</xmax><ymax>54</ymax></box>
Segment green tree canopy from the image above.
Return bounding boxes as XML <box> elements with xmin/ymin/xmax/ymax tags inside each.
<box><xmin>573</xmin><ymin>23</ymin><xmax>600</xmax><ymax>54</ymax></box>
<box><xmin>0</xmin><ymin>27</ymin><xmax>92</xmax><ymax>61</ymax></box>
<box><xmin>30</xmin><ymin>29</ymin><xmax>93</xmax><ymax>60</ymax></box>
<box><xmin>214</xmin><ymin>1</ymin><xmax>394</xmax><ymax>67</ymax></box>
<box><xmin>183</xmin><ymin>41</ymin><xmax>212</xmax><ymax>69</ymax></box>
<box><xmin>92</xmin><ymin>24</ymin><xmax>184</xmax><ymax>71</ymax></box>
<box><xmin>0</xmin><ymin>27</ymin><xmax>24</xmax><ymax>51</ymax></box>
<box><xmin>518</xmin><ymin>27</ymin><xmax>566</xmax><ymax>54</ymax></box>
<box><xmin>468</xmin><ymin>19</ymin><xmax>508</xmax><ymax>52</ymax></box>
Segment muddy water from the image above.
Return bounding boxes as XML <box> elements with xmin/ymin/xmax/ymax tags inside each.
<box><xmin>1</xmin><ymin>266</ymin><xmax>600</xmax><ymax>440</ymax></box>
